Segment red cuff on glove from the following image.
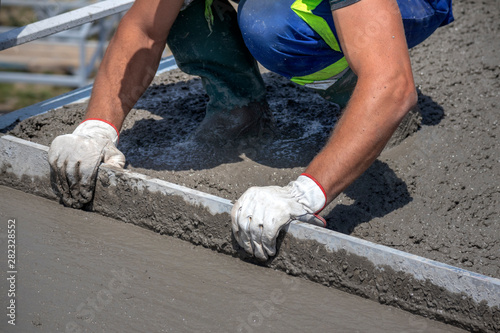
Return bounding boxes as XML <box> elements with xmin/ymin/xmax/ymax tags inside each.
<box><xmin>300</xmin><ymin>172</ymin><xmax>327</xmax><ymax>214</ymax></box>
<box><xmin>81</xmin><ymin>118</ymin><xmax>120</xmax><ymax>138</ymax></box>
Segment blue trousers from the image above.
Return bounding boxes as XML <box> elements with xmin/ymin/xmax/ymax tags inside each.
<box><xmin>237</xmin><ymin>0</ymin><xmax>454</xmax><ymax>81</ymax></box>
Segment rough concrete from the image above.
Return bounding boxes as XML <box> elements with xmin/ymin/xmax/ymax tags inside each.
<box><xmin>0</xmin><ymin>135</ymin><xmax>56</xmax><ymax>200</ymax></box>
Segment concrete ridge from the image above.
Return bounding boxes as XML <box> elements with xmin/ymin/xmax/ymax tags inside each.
<box><xmin>1</xmin><ymin>134</ymin><xmax>499</xmax><ymax>332</ymax></box>
<box><xmin>288</xmin><ymin>222</ymin><xmax>500</xmax><ymax>304</ymax></box>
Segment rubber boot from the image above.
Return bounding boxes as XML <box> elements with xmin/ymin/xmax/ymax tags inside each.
<box><xmin>314</xmin><ymin>68</ymin><xmax>358</xmax><ymax>109</ymax></box>
<box><xmin>167</xmin><ymin>0</ymin><xmax>274</xmax><ymax>145</ymax></box>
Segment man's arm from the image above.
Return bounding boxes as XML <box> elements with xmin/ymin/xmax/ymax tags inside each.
<box><xmin>305</xmin><ymin>0</ymin><xmax>417</xmax><ymax>202</ymax></box>
<box><xmin>86</xmin><ymin>0</ymin><xmax>184</xmax><ymax>130</ymax></box>
<box><xmin>231</xmin><ymin>0</ymin><xmax>417</xmax><ymax>260</ymax></box>
<box><xmin>48</xmin><ymin>0</ymin><xmax>184</xmax><ymax>208</ymax></box>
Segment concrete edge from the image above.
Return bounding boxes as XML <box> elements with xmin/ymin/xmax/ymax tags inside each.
<box><xmin>1</xmin><ymin>134</ymin><xmax>499</xmax><ymax>332</ymax></box>
<box><xmin>287</xmin><ymin>222</ymin><xmax>500</xmax><ymax>305</ymax></box>
<box><xmin>102</xmin><ymin>163</ymin><xmax>232</xmax><ymax>216</ymax></box>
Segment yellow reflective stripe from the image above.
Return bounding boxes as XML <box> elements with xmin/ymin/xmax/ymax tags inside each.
<box><xmin>291</xmin><ymin>0</ymin><xmax>341</xmax><ymax>52</ymax></box>
<box><xmin>291</xmin><ymin>57</ymin><xmax>349</xmax><ymax>85</ymax></box>
<box><xmin>291</xmin><ymin>0</ymin><xmax>348</xmax><ymax>85</ymax></box>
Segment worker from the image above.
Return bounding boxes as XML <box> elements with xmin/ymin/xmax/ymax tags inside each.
<box><xmin>48</xmin><ymin>0</ymin><xmax>453</xmax><ymax>260</ymax></box>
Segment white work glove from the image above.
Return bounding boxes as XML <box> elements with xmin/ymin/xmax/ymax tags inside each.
<box><xmin>231</xmin><ymin>174</ymin><xmax>327</xmax><ymax>261</ymax></box>
<box><xmin>48</xmin><ymin>119</ymin><xmax>125</xmax><ymax>208</ymax></box>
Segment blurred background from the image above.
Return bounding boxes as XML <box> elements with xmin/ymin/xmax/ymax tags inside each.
<box><xmin>0</xmin><ymin>0</ymin><xmax>125</xmax><ymax>114</ymax></box>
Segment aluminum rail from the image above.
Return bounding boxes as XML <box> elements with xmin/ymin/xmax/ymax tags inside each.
<box><xmin>0</xmin><ymin>0</ymin><xmax>134</xmax><ymax>50</ymax></box>
<box><xmin>1</xmin><ymin>0</ymin><xmax>93</xmax><ymax>9</ymax></box>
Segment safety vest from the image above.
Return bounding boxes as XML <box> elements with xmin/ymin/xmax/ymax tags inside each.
<box><xmin>290</xmin><ymin>0</ymin><xmax>349</xmax><ymax>86</ymax></box>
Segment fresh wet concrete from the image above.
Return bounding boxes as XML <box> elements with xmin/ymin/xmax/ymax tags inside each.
<box><xmin>0</xmin><ymin>185</ymin><xmax>466</xmax><ymax>333</ymax></box>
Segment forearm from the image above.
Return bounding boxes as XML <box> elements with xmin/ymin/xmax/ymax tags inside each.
<box><xmin>305</xmin><ymin>74</ymin><xmax>417</xmax><ymax>202</ymax></box>
<box><xmin>305</xmin><ymin>0</ymin><xmax>418</xmax><ymax>203</ymax></box>
<box><xmin>86</xmin><ymin>21</ymin><xmax>165</xmax><ymax>130</ymax></box>
<box><xmin>85</xmin><ymin>0</ymin><xmax>183</xmax><ymax>130</ymax></box>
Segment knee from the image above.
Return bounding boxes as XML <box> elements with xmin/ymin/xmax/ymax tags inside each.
<box><xmin>238</xmin><ymin>2</ymin><xmax>290</xmax><ymax>73</ymax></box>
<box><xmin>238</xmin><ymin>0</ymin><xmax>340</xmax><ymax>79</ymax></box>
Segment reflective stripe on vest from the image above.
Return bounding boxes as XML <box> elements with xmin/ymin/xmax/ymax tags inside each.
<box><xmin>205</xmin><ymin>0</ymin><xmax>214</xmax><ymax>31</ymax></box>
<box><xmin>290</xmin><ymin>0</ymin><xmax>349</xmax><ymax>85</ymax></box>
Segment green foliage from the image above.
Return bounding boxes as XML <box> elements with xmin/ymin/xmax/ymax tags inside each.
<box><xmin>0</xmin><ymin>83</ymin><xmax>72</xmax><ymax>113</ymax></box>
<box><xmin>0</xmin><ymin>6</ymin><xmax>37</xmax><ymax>27</ymax></box>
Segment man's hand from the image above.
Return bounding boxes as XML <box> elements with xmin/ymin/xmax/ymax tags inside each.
<box><xmin>48</xmin><ymin>119</ymin><xmax>125</xmax><ymax>208</ymax></box>
<box><xmin>231</xmin><ymin>174</ymin><xmax>326</xmax><ymax>260</ymax></box>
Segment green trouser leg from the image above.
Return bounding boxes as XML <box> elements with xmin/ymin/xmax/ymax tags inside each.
<box><xmin>314</xmin><ymin>68</ymin><xmax>358</xmax><ymax>109</ymax></box>
<box><xmin>167</xmin><ymin>0</ymin><xmax>272</xmax><ymax>143</ymax></box>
